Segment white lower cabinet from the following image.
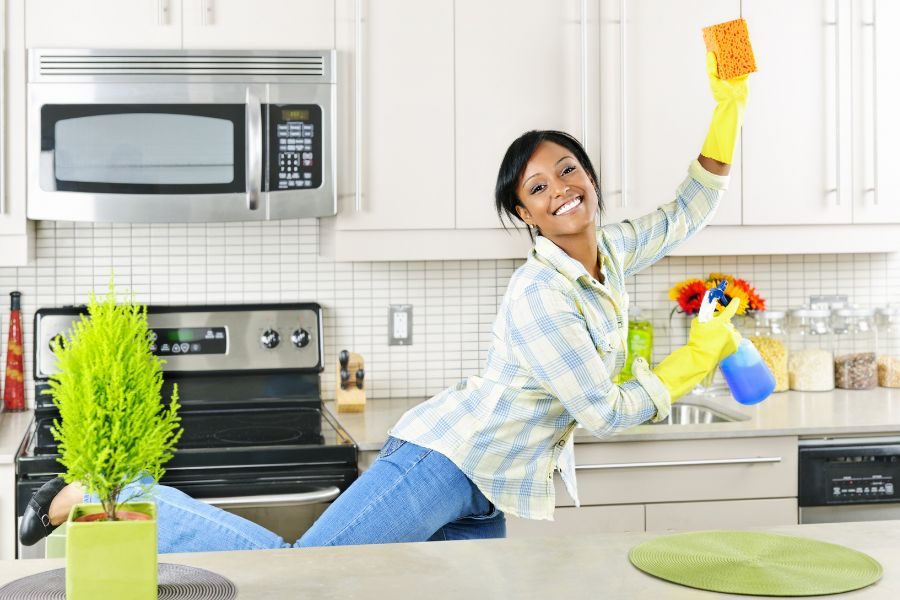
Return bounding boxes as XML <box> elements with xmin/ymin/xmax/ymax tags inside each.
<box><xmin>506</xmin><ymin>436</ymin><xmax>799</xmax><ymax>538</ymax></box>
<box><xmin>506</xmin><ymin>504</ymin><xmax>644</xmax><ymax>538</ymax></box>
<box><xmin>0</xmin><ymin>463</ymin><xmax>13</xmax><ymax>559</ymax></box>
<box><xmin>644</xmin><ymin>498</ymin><xmax>798</xmax><ymax>533</ymax></box>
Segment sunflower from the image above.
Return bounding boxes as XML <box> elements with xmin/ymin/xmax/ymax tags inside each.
<box><xmin>722</xmin><ymin>281</ymin><xmax>751</xmax><ymax>315</ymax></box>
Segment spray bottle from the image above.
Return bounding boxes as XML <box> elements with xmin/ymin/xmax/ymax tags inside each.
<box><xmin>700</xmin><ymin>281</ymin><xmax>775</xmax><ymax>405</ymax></box>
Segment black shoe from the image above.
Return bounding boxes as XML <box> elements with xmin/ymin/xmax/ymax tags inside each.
<box><xmin>19</xmin><ymin>476</ymin><xmax>68</xmax><ymax>546</ymax></box>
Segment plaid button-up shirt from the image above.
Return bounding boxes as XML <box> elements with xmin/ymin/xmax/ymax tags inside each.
<box><xmin>389</xmin><ymin>160</ymin><xmax>729</xmax><ymax>520</ymax></box>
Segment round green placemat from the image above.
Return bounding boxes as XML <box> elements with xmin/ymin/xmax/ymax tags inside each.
<box><xmin>628</xmin><ymin>530</ymin><xmax>882</xmax><ymax>597</ymax></box>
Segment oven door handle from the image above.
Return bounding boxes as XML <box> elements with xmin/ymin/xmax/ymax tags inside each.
<box><xmin>202</xmin><ymin>486</ymin><xmax>341</xmax><ymax>509</ymax></box>
<box><xmin>245</xmin><ymin>88</ymin><xmax>262</xmax><ymax>211</ymax></box>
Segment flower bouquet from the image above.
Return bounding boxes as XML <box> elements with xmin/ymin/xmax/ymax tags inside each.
<box><xmin>669</xmin><ymin>273</ymin><xmax>766</xmax><ymax>394</ymax></box>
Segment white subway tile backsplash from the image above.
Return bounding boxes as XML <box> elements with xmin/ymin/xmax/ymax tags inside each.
<box><xmin>1</xmin><ymin>220</ymin><xmax>899</xmax><ymax>405</ymax></box>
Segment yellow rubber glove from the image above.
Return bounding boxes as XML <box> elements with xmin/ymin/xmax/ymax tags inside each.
<box><xmin>700</xmin><ymin>52</ymin><xmax>750</xmax><ymax>164</ymax></box>
<box><xmin>653</xmin><ymin>298</ymin><xmax>742</xmax><ymax>402</ymax></box>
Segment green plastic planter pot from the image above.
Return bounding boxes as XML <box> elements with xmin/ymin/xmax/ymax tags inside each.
<box><xmin>65</xmin><ymin>502</ymin><xmax>158</xmax><ymax>600</ymax></box>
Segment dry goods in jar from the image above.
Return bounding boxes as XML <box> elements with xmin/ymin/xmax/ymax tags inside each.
<box><xmin>834</xmin><ymin>352</ymin><xmax>877</xmax><ymax>390</ymax></box>
<box><xmin>748</xmin><ymin>335</ymin><xmax>788</xmax><ymax>392</ymax></box>
<box><xmin>788</xmin><ymin>349</ymin><xmax>834</xmax><ymax>391</ymax></box>
<box><xmin>877</xmin><ymin>356</ymin><xmax>900</xmax><ymax>388</ymax></box>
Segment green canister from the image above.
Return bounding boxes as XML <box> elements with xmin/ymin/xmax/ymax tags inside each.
<box><xmin>616</xmin><ymin>306</ymin><xmax>653</xmax><ymax>384</ymax></box>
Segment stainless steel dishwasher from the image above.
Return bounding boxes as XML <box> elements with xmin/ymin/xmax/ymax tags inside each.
<box><xmin>798</xmin><ymin>436</ymin><xmax>900</xmax><ymax>523</ymax></box>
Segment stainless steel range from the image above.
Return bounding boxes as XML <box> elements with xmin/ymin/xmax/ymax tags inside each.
<box><xmin>16</xmin><ymin>303</ymin><xmax>357</xmax><ymax>558</ymax></box>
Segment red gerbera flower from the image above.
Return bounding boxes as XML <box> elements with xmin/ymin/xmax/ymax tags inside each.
<box><xmin>673</xmin><ymin>280</ymin><xmax>709</xmax><ymax>315</ymax></box>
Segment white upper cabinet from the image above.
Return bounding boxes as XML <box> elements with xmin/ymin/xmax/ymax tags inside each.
<box><xmin>181</xmin><ymin>0</ymin><xmax>334</xmax><ymax>49</ymax></box>
<box><xmin>599</xmin><ymin>0</ymin><xmax>742</xmax><ymax>227</ymax></box>
<box><xmin>851</xmin><ymin>0</ymin><xmax>900</xmax><ymax>224</ymax></box>
<box><xmin>742</xmin><ymin>0</ymin><xmax>900</xmax><ymax>226</ymax></box>
<box><xmin>331</xmin><ymin>0</ymin><xmax>455</xmax><ymax>231</ymax></box>
<box><xmin>2</xmin><ymin>1</ymin><xmax>33</xmax><ymax>265</ymax></box>
<box><xmin>454</xmin><ymin>0</ymin><xmax>600</xmax><ymax>230</ymax></box>
<box><xmin>26</xmin><ymin>1</ymin><xmax>334</xmax><ymax>51</ymax></box>
<box><xmin>742</xmin><ymin>0</ymin><xmax>852</xmax><ymax>225</ymax></box>
<box><xmin>26</xmin><ymin>0</ymin><xmax>183</xmax><ymax>48</ymax></box>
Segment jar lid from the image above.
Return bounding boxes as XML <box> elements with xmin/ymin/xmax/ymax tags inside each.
<box><xmin>755</xmin><ymin>310</ymin><xmax>786</xmax><ymax>320</ymax></box>
<box><xmin>834</xmin><ymin>307</ymin><xmax>875</xmax><ymax>318</ymax></box>
<box><xmin>789</xmin><ymin>307</ymin><xmax>831</xmax><ymax>318</ymax></box>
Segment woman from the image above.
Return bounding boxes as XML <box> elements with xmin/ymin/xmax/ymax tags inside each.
<box><xmin>21</xmin><ymin>53</ymin><xmax>748</xmax><ymax>551</ymax></box>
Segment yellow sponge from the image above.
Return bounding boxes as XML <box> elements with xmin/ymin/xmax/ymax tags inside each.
<box><xmin>702</xmin><ymin>18</ymin><xmax>757</xmax><ymax>80</ymax></box>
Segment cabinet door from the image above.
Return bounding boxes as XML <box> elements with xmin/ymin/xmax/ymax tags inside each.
<box><xmin>182</xmin><ymin>0</ymin><xmax>334</xmax><ymax>49</ymax></box>
<box><xmin>645</xmin><ymin>498</ymin><xmax>797</xmax><ymax>532</ymax></box>
<box><xmin>333</xmin><ymin>0</ymin><xmax>454</xmax><ymax>231</ymax></box>
<box><xmin>742</xmin><ymin>0</ymin><xmax>853</xmax><ymax>224</ymax></box>
<box><xmin>1</xmin><ymin>1</ymin><xmax>33</xmax><ymax>263</ymax></box>
<box><xmin>25</xmin><ymin>0</ymin><xmax>182</xmax><ymax>48</ymax></box>
<box><xmin>852</xmin><ymin>0</ymin><xmax>900</xmax><ymax>224</ymax></box>
<box><xmin>454</xmin><ymin>0</ymin><xmax>599</xmax><ymax>230</ymax></box>
<box><xmin>506</xmin><ymin>504</ymin><xmax>645</xmax><ymax>538</ymax></box>
<box><xmin>599</xmin><ymin>0</ymin><xmax>742</xmax><ymax>227</ymax></box>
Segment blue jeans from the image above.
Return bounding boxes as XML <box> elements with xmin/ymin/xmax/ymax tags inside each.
<box><xmin>97</xmin><ymin>438</ymin><xmax>506</xmax><ymax>553</ymax></box>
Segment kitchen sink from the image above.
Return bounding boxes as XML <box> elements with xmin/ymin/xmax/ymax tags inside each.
<box><xmin>649</xmin><ymin>400</ymin><xmax>749</xmax><ymax>425</ymax></box>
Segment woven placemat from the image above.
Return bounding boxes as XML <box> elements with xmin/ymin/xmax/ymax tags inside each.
<box><xmin>0</xmin><ymin>563</ymin><xmax>236</xmax><ymax>600</ymax></box>
<box><xmin>629</xmin><ymin>530</ymin><xmax>882</xmax><ymax>597</ymax></box>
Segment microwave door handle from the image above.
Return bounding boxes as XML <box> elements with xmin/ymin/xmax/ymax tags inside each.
<box><xmin>245</xmin><ymin>89</ymin><xmax>262</xmax><ymax>211</ymax></box>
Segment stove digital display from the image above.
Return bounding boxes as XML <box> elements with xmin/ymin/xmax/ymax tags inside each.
<box><xmin>150</xmin><ymin>327</ymin><xmax>227</xmax><ymax>356</ymax></box>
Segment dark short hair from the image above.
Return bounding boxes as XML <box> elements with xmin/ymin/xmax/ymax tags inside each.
<box><xmin>494</xmin><ymin>130</ymin><xmax>603</xmax><ymax>242</ymax></box>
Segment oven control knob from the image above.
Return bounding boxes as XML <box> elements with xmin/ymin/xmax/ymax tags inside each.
<box><xmin>49</xmin><ymin>333</ymin><xmax>66</xmax><ymax>351</ymax></box>
<box><xmin>291</xmin><ymin>328</ymin><xmax>311</xmax><ymax>348</ymax></box>
<box><xmin>260</xmin><ymin>328</ymin><xmax>280</xmax><ymax>349</ymax></box>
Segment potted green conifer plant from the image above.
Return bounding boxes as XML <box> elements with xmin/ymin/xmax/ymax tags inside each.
<box><xmin>46</xmin><ymin>281</ymin><xmax>182</xmax><ymax>600</ymax></box>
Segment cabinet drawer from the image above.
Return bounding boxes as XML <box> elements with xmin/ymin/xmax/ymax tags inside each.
<box><xmin>645</xmin><ymin>498</ymin><xmax>798</xmax><ymax>532</ymax></box>
<box><xmin>559</xmin><ymin>436</ymin><xmax>797</xmax><ymax>506</ymax></box>
<box><xmin>506</xmin><ymin>504</ymin><xmax>645</xmax><ymax>539</ymax></box>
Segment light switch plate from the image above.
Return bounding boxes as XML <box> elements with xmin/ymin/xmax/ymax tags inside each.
<box><xmin>388</xmin><ymin>305</ymin><xmax>413</xmax><ymax>346</ymax></box>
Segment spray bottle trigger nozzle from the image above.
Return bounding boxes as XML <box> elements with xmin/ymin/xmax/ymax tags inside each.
<box><xmin>708</xmin><ymin>280</ymin><xmax>729</xmax><ymax>306</ymax></box>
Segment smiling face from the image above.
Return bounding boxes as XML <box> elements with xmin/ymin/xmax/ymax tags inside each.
<box><xmin>514</xmin><ymin>141</ymin><xmax>599</xmax><ymax>241</ymax></box>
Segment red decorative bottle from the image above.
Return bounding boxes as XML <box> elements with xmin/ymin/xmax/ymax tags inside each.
<box><xmin>3</xmin><ymin>291</ymin><xmax>25</xmax><ymax>411</ymax></box>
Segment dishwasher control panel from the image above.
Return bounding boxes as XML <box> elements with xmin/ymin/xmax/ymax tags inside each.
<box><xmin>800</xmin><ymin>444</ymin><xmax>900</xmax><ymax>506</ymax></box>
<box><xmin>831</xmin><ymin>475</ymin><xmax>894</xmax><ymax>501</ymax></box>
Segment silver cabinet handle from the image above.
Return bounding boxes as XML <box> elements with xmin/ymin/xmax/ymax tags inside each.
<box><xmin>354</xmin><ymin>0</ymin><xmax>365</xmax><ymax>212</ymax></box>
<box><xmin>203</xmin><ymin>487</ymin><xmax>341</xmax><ymax>509</ymax></box>
<box><xmin>618</xmin><ymin>0</ymin><xmax>627</xmax><ymax>208</ymax></box>
<box><xmin>863</xmin><ymin>0</ymin><xmax>878</xmax><ymax>205</ymax></box>
<box><xmin>580</xmin><ymin>0</ymin><xmax>588</xmax><ymax>148</ymax></box>
<box><xmin>829</xmin><ymin>0</ymin><xmax>841</xmax><ymax>207</ymax></box>
<box><xmin>158</xmin><ymin>0</ymin><xmax>169</xmax><ymax>26</ymax></box>
<box><xmin>245</xmin><ymin>88</ymin><xmax>262</xmax><ymax>211</ymax></box>
<box><xmin>202</xmin><ymin>0</ymin><xmax>214</xmax><ymax>26</ymax></box>
<box><xmin>575</xmin><ymin>456</ymin><xmax>782</xmax><ymax>471</ymax></box>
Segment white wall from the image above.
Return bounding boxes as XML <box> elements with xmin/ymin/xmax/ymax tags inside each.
<box><xmin>1</xmin><ymin>219</ymin><xmax>898</xmax><ymax>406</ymax></box>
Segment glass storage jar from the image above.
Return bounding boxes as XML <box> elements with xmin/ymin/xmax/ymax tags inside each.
<box><xmin>876</xmin><ymin>305</ymin><xmax>900</xmax><ymax>388</ymax></box>
<box><xmin>787</xmin><ymin>307</ymin><xmax>834</xmax><ymax>392</ymax></box>
<box><xmin>748</xmin><ymin>310</ymin><xmax>789</xmax><ymax>392</ymax></box>
<box><xmin>832</xmin><ymin>307</ymin><xmax>877</xmax><ymax>390</ymax></box>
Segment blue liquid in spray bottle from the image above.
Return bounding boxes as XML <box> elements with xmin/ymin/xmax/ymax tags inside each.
<box><xmin>702</xmin><ymin>282</ymin><xmax>776</xmax><ymax>405</ymax></box>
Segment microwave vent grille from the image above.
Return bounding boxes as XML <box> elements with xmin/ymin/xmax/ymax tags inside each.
<box><xmin>32</xmin><ymin>51</ymin><xmax>330</xmax><ymax>81</ymax></box>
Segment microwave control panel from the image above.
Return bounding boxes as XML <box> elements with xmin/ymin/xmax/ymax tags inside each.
<box><xmin>267</xmin><ymin>104</ymin><xmax>322</xmax><ymax>191</ymax></box>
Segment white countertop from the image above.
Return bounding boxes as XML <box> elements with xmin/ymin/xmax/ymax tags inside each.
<box><xmin>1</xmin><ymin>521</ymin><xmax>896</xmax><ymax>598</ymax></box>
<box><xmin>327</xmin><ymin>387</ymin><xmax>900</xmax><ymax>452</ymax></box>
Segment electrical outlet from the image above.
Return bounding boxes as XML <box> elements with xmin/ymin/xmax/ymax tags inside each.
<box><xmin>388</xmin><ymin>305</ymin><xmax>413</xmax><ymax>346</ymax></box>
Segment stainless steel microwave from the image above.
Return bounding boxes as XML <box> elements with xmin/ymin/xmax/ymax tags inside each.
<box><xmin>27</xmin><ymin>49</ymin><xmax>336</xmax><ymax>223</ymax></box>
